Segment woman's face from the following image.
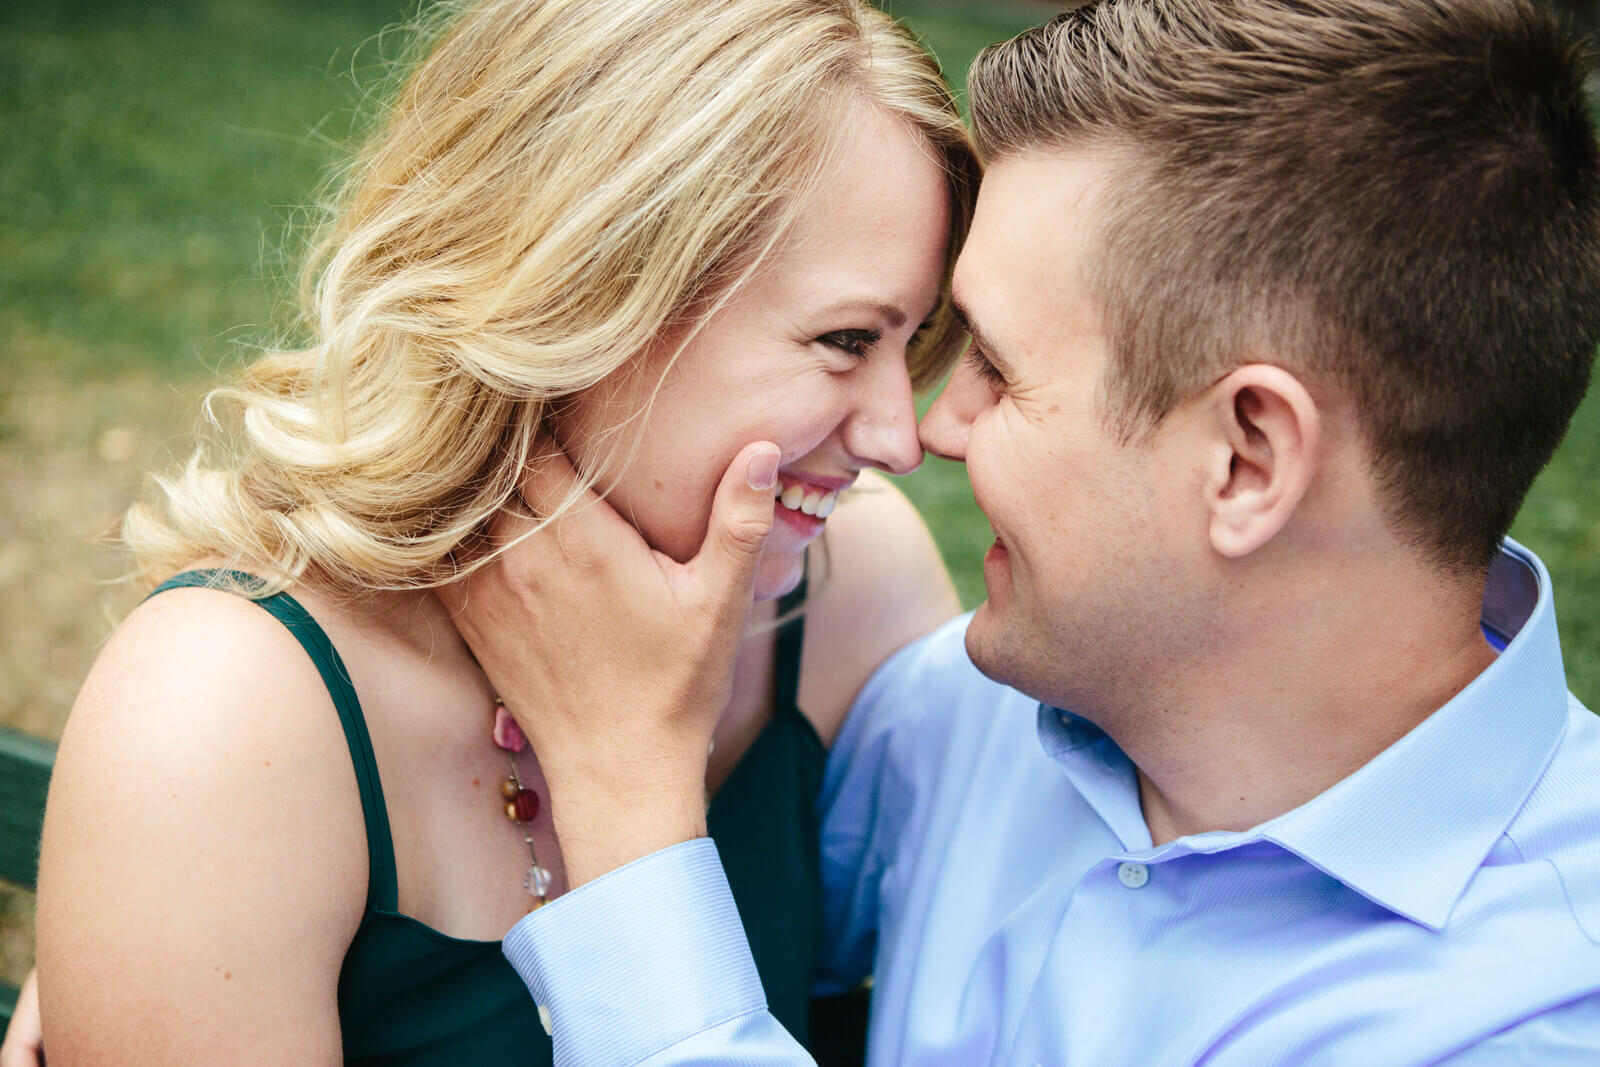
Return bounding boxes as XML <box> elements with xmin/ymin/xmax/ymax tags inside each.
<box><xmin>558</xmin><ymin>105</ymin><xmax>954</xmax><ymax>600</ymax></box>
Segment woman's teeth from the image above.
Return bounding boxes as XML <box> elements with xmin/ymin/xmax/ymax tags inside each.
<box><xmin>777</xmin><ymin>482</ymin><xmax>838</xmax><ymax>519</ymax></box>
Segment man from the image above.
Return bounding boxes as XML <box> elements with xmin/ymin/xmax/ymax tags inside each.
<box><xmin>463</xmin><ymin>0</ymin><xmax>1600</xmax><ymax>1062</ymax></box>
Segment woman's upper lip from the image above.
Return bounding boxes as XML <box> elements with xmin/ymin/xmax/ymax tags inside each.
<box><xmin>778</xmin><ymin>471</ymin><xmax>855</xmax><ymax>492</ymax></box>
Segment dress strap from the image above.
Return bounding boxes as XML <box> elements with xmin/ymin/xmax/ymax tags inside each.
<box><xmin>146</xmin><ymin>569</ymin><xmax>401</xmax><ymax>913</ymax></box>
<box><xmin>771</xmin><ymin>563</ymin><xmax>809</xmax><ymax>715</ymax></box>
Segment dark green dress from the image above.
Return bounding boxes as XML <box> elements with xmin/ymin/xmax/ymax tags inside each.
<box><xmin>150</xmin><ymin>570</ymin><xmax>824</xmax><ymax>1065</ymax></box>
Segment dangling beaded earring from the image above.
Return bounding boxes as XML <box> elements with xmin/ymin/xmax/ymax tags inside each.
<box><xmin>492</xmin><ymin>698</ymin><xmax>552</xmax><ymax>910</ymax></box>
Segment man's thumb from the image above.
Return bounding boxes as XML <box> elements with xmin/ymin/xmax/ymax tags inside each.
<box><xmin>693</xmin><ymin>441</ymin><xmax>780</xmax><ymax>592</ymax></box>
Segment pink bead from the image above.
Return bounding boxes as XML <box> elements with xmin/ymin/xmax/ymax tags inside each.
<box><xmin>493</xmin><ymin>707</ymin><xmax>527</xmax><ymax>752</ymax></box>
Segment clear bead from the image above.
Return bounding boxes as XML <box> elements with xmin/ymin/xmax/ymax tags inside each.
<box><xmin>524</xmin><ymin>863</ymin><xmax>552</xmax><ymax>897</ymax></box>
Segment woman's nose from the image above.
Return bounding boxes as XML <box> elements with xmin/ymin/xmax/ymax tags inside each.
<box><xmin>842</xmin><ymin>363</ymin><xmax>924</xmax><ymax>476</ymax></box>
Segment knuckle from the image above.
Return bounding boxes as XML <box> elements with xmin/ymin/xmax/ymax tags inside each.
<box><xmin>723</xmin><ymin>514</ymin><xmax>771</xmax><ymax>553</ymax></box>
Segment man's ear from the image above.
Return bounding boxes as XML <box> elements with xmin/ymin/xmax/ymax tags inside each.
<box><xmin>1199</xmin><ymin>364</ymin><xmax>1321</xmax><ymax>559</ymax></box>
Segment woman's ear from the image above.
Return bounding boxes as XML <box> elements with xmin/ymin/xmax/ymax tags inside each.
<box><xmin>1200</xmin><ymin>364</ymin><xmax>1321</xmax><ymax>559</ymax></box>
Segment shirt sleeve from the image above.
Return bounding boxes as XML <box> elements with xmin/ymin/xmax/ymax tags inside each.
<box><xmin>501</xmin><ymin>620</ymin><xmax>976</xmax><ymax>1065</ymax></box>
<box><xmin>502</xmin><ymin>838</ymin><xmax>815</xmax><ymax>1067</ymax></box>
<box><xmin>1437</xmin><ymin>990</ymin><xmax>1600</xmax><ymax>1064</ymax></box>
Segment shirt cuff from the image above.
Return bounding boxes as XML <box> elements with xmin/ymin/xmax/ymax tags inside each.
<box><xmin>503</xmin><ymin>838</ymin><xmax>769</xmax><ymax>1067</ymax></box>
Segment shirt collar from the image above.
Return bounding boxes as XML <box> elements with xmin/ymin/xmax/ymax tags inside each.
<box><xmin>1039</xmin><ymin>539</ymin><xmax>1570</xmax><ymax>930</ymax></box>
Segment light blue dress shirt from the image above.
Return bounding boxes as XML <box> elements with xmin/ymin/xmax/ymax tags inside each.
<box><xmin>505</xmin><ymin>541</ymin><xmax>1600</xmax><ymax>1064</ymax></box>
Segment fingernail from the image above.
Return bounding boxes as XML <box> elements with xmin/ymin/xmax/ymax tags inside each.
<box><xmin>746</xmin><ymin>448</ymin><xmax>780</xmax><ymax>490</ymax></box>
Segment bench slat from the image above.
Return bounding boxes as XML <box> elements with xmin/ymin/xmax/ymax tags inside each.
<box><xmin>0</xmin><ymin>727</ymin><xmax>55</xmax><ymax>891</ymax></box>
<box><xmin>0</xmin><ymin>727</ymin><xmax>53</xmax><ymax>1043</ymax></box>
<box><xmin>0</xmin><ymin>981</ymin><xmax>17</xmax><ymax>1038</ymax></box>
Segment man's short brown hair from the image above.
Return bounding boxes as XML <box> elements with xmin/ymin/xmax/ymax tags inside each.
<box><xmin>968</xmin><ymin>0</ymin><xmax>1600</xmax><ymax>573</ymax></box>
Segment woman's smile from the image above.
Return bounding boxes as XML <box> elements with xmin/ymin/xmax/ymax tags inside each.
<box><xmin>773</xmin><ymin>473</ymin><xmax>848</xmax><ymax>537</ymax></box>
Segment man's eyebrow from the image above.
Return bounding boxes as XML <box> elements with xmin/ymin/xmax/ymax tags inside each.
<box><xmin>950</xmin><ymin>292</ymin><xmax>1008</xmax><ymax>366</ymax></box>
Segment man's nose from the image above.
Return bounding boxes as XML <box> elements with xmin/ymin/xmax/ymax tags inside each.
<box><xmin>920</xmin><ymin>360</ymin><xmax>984</xmax><ymax>462</ymax></box>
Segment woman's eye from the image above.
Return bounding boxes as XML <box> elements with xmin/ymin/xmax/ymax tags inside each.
<box><xmin>963</xmin><ymin>343</ymin><xmax>1006</xmax><ymax>387</ymax></box>
<box><xmin>819</xmin><ymin>328</ymin><xmax>881</xmax><ymax>360</ymax></box>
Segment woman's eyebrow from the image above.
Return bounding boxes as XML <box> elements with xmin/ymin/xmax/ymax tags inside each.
<box><xmin>815</xmin><ymin>298</ymin><xmax>908</xmax><ymax>328</ymax></box>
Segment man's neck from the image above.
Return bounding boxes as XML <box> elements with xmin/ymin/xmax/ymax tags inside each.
<box><xmin>1120</xmin><ymin>560</ymin><xmax>1499</xmax><ymax>847</ymax></box>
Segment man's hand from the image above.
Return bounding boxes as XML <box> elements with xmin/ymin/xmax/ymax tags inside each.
<box><xmin>438</xmin><ymin>441</ymin><xmax>780</xmax><ymax>887</ymax></box>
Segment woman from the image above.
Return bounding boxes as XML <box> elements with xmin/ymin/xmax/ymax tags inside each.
<box><xmin>13</xmin><ymin>0</ymin><xmax>977</xmax><ymax>1061</ymax></box>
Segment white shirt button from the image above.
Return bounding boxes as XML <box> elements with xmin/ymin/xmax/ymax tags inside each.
<box><xmin>1117</xmin><ymin>861</ymin><xmax>1149</xmax><ymax>889</ymax></box>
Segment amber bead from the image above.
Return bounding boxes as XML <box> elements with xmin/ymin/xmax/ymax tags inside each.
<box><xmin>500</xmin><ymin>777</ymin><xmax>520</xmax><ymax>800</ymax></box>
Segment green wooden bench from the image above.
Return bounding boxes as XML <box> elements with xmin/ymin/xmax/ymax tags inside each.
<box><xmin>0</xmin><ymin>726</ymin><xmax>54</xmax><ymax>1040</ymax></box>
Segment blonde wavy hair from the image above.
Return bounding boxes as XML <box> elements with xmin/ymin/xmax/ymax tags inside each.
<box><xmin>128</xmin><ymin>0</ymin><xmax>978</xmax><ymax>593</ymax></box>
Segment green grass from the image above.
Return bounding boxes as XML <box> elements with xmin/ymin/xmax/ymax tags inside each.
<box><xmin>3</xmin><ymin>0</ymin><xmax>1598</xmax><ymax>704</ymax></box>
<box><xmin>0</xmin><ymin>0</ymin><xmax>412</xmax><ymax>378</ymax></box>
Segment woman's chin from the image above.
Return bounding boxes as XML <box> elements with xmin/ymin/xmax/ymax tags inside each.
<box><xmin>752</xmin><ymin>550</ymin><xmax>807</xmax><ymax>603</ymax></box>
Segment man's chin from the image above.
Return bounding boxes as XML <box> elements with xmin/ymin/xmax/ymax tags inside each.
<box><xmin>963</xmin><ymin>599</ymin><xmax>1014</xmax><ymax>685</ymax></box>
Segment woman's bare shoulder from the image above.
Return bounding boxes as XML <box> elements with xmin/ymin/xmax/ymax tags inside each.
<box><xmin>36</xmin><ymin>584</ymin><xmax>365</xmax><ymax>1059</ymax></box>
<box><xmin>796</xmin><ymin>470</ymin><xmax>961</xmax><ymax>745</ymax></box>
<box><xmin>65</xmin><ymin>585</ymin><xmax>364</xmax><ymax>783</ymax></box>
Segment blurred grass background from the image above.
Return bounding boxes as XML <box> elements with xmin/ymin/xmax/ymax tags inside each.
<box><xmin>2</xmin><ymin>0</ymin><xmax>1598</xmax><ymax>986</ymax></box>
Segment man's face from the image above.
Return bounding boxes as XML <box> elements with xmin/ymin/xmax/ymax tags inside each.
<box><xmin>921</xmin><ymin>151</ymin><xmax>1202</xmax><ymax>716</ymax></box>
